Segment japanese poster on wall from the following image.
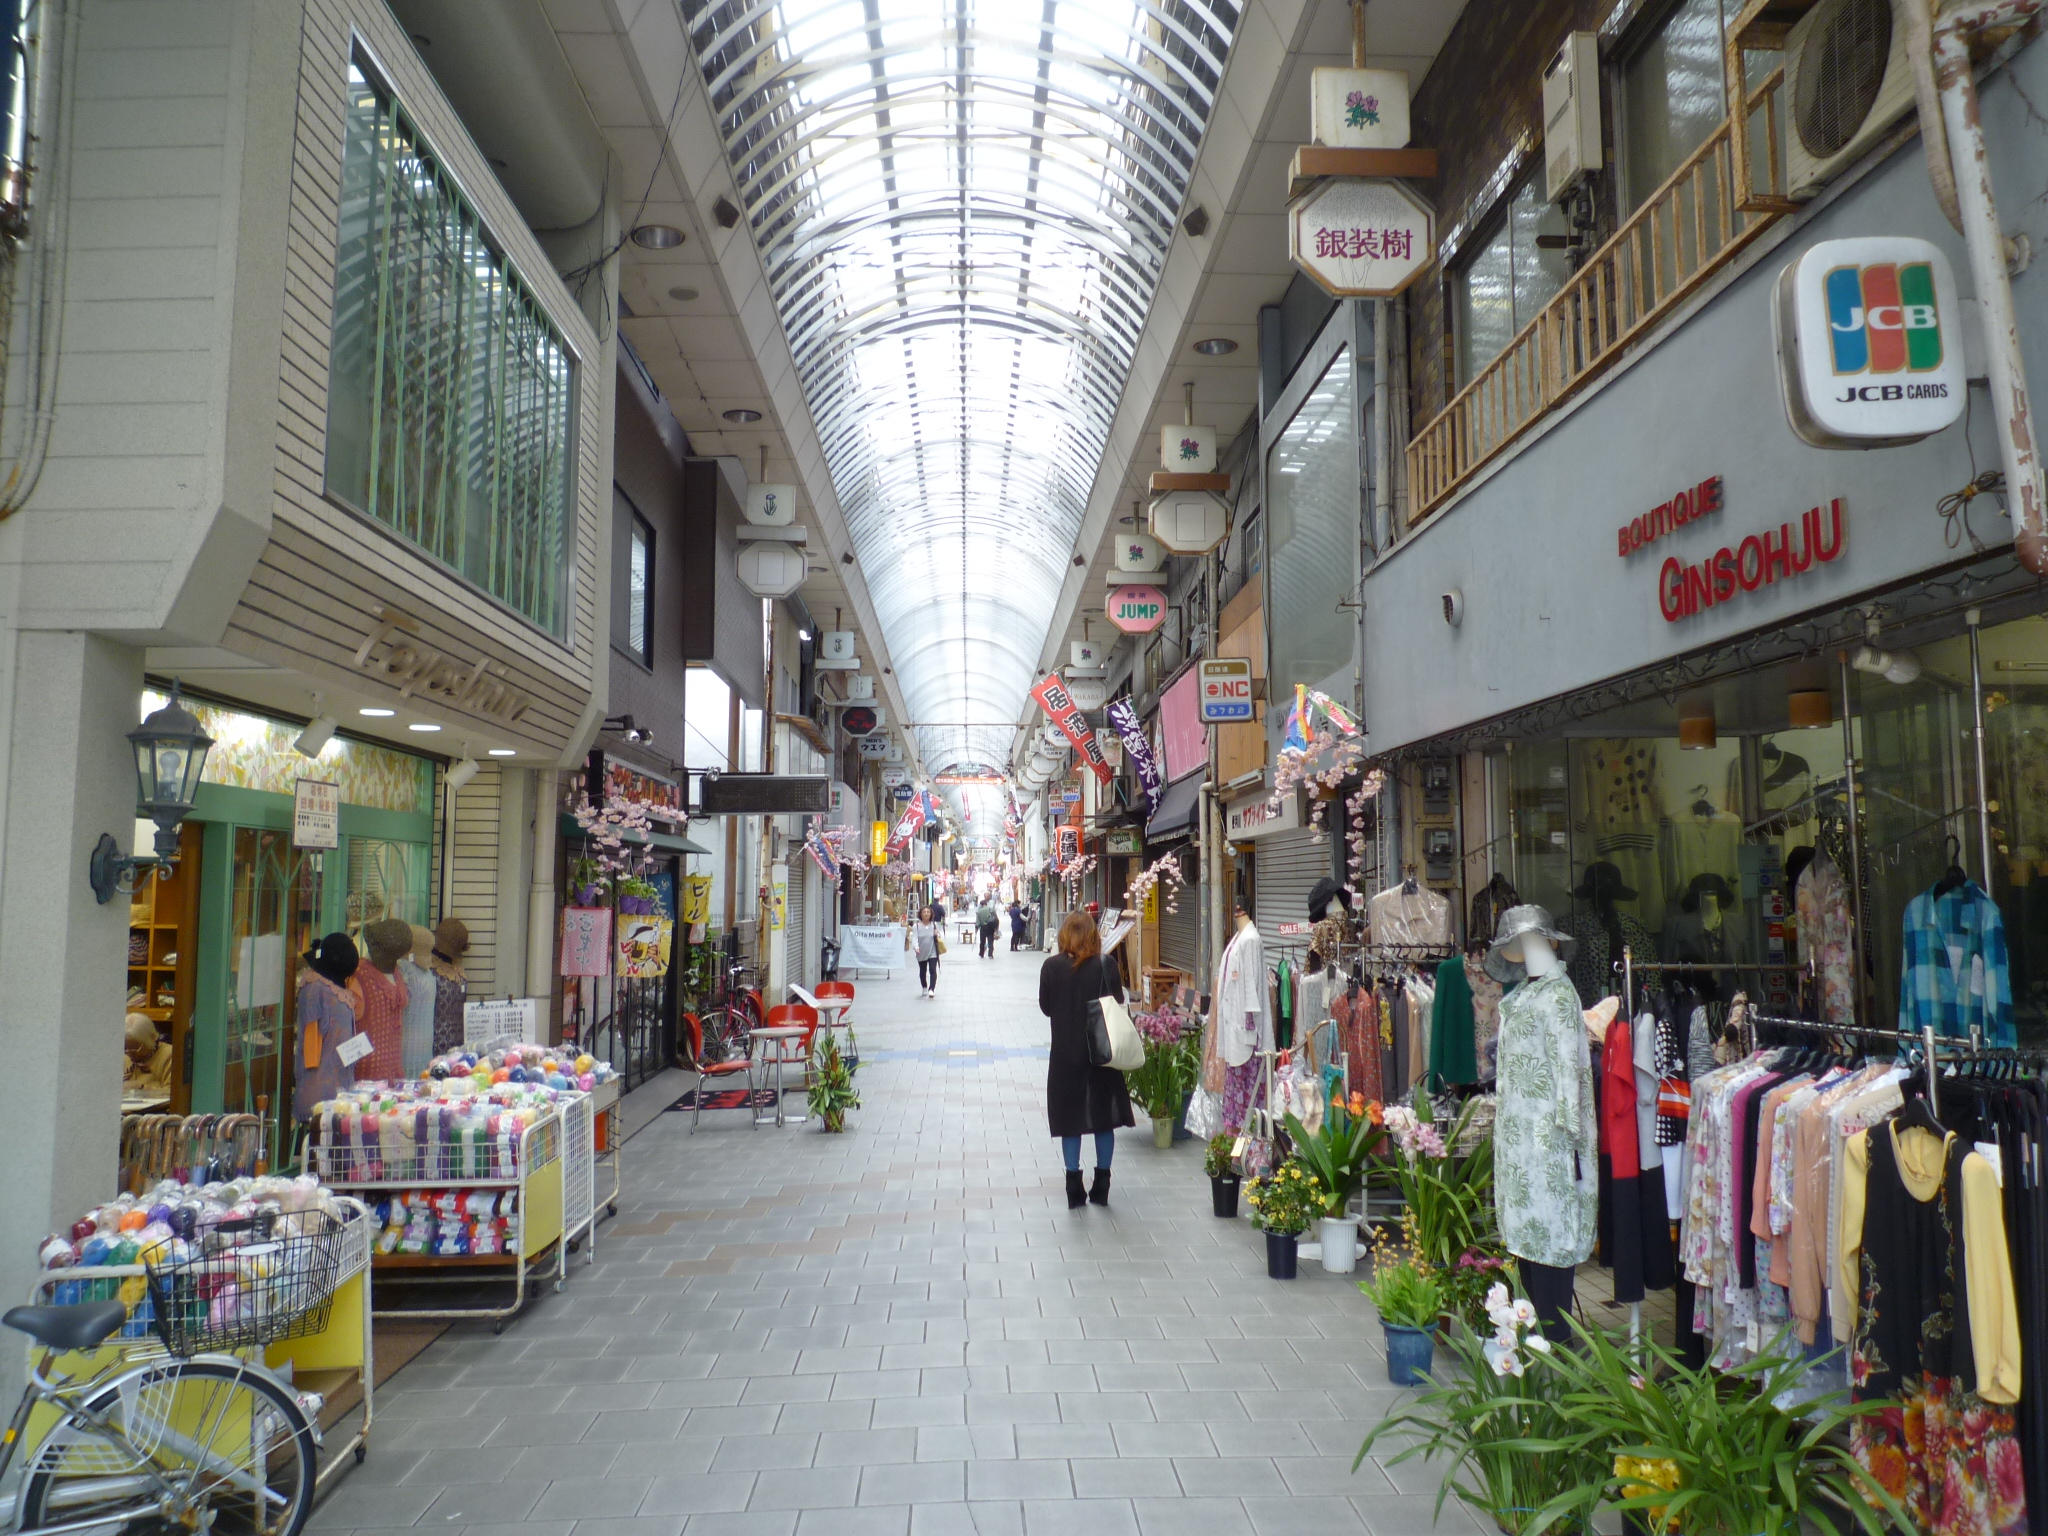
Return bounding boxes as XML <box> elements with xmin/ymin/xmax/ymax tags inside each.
<box><xmin>560</xmin><ymin>906</ymin><xmax>613</xmax><ymax>977</ymax></box>
<box><xmin>616</xmin><ymin>914</ymin><xmax>674</xmax><ymax>979</ymax></box>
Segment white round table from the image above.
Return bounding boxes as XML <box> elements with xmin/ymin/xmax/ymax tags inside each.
<box><xmin>750</xmin><ymin>1026</ymin><xmax>810</xmax><ymax>1127</ymax></box>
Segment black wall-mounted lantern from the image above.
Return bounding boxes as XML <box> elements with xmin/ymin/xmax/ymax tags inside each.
<box><xmin>89</xmin><ymin>683</ymin><xmax>214</xmax><ymax>904</ymax></box>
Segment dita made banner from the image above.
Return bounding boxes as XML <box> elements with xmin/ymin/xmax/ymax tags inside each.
<box><xmin>1030</xmin><ymin>673</ymin><xmax>1112</xmax><ymax>785</ymax></box>
<box><xmin>1104</xmin><ymin>696</ymin><xmax>1160</xmax><ymax>816</ymax></box>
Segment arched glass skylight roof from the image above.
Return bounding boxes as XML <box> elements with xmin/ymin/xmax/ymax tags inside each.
<box><xmin>682</xmin><ymin>0</ymin><xmax>1237</xmax><ymax>771</ymax></box>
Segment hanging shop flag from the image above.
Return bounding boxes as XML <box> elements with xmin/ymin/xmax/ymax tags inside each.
<box><xmin>805</xmin><ymin>827</ymin><xmax>839</xmax><ymax>881</ymax></box>
<box><xmin>616</xmin><ymin>914</ymin><xmax>674</xmax><ymax>978</ymax></box>
<box><xmin>1281</xmin><ymin>683</ymin><xmax>1361</xmax><ymax>750</ymax></box>
<box><xmin>679</xmin><ymin>873</ymin><xmax>712</xmax><ymax>925</ymax></box>
<box><xmin>1030</xmin><ymin>673</ymin><xmax>1113</xmax><ymax>785</ymax></box>
<box><xmin>1105</xmin><ymin>696</ymin><xmax>1161</xmax><ymax>817</ymax></box>
<box><xmin>560</xmin><ymin>906</ymin><xmax>612</xmax><ymax>977</ymax></box>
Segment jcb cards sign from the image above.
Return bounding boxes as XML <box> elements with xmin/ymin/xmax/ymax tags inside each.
<box><xmin>1775</xmin><ymin>237</ymin><xmax>1965</xmax><ymax>449</ymax></box>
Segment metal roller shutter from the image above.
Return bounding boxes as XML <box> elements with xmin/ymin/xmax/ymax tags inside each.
<box><xmin>786</xmin><ymin>856</ymin><xmax>808</xmax><ymax>988</ymax></box>
<box><xmin>1156</xmin><ymin>851</ymin><xmax>1199</xmax><ymax>975</ymax></box>
<box><xmin>1253</xmin><ymin>825</ymin><xmax>1335</xmax><ymax>931</ymax></box>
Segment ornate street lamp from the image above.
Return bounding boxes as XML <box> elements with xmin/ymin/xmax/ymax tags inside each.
<box><xmin>89</xmin><ymin>683</ymin><xmax>214</xmax><ymax>903</ymax></box>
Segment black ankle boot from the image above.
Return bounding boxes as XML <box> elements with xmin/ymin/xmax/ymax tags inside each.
<box><xmin>1065</xmin><ymin>1171</ymin><xmax>1087</xmax><ymax>1208</ymax></box>
<box><xmin>1088</xmin><ymin>1168</ymin><xmax>1111</xmax><ymax>1205</ymax></box>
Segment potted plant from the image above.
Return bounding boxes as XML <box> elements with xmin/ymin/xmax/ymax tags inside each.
<box><xmin>1203</xmin><ymin>1135</ymin><xmax>1239</xmax><ymax>1217</ymax></box>
<box><xmin>1357</xmin><ymin>1246</ymin><xmax>1444</xmax><ymax>1386</ymax></box>
<box><xmin>1529</xmin><ymin>1323</ymin><xmax>1907</xmax><ymax>1536</ymax></box>
<box><xmin>616</xmin><ymin>875</ymin><xmax>660</xmax><ymax>915</ymax></box>
<box><xmin>1356</xmin><ymin>1283</ymin><xmax>1602</xmax><ymax>1534</ymax></box>
<box><xmin>1243</xmin><ymin>1162</ymin><xmax>1322</xmax><ymax>1279</ymax></box>
<box><xmin>1382</xmin><ymin>1096</ymin><xmax>1501</xmax><ymax>1319</ymax></box>
<box><xmin>805</xmin><ymin>1032</ymin><xmax>861</xmax><ymax>1132</ymax></box>
<box><xmin>1126</xmin><ymin>1013</ymin><xmax>1200</xmax><ymax>1148</ymax></box>
<box><xmin>1284</xmin><ymin>1093</ymin><xmax>1384</xmax><ymax>1273</ymax></box>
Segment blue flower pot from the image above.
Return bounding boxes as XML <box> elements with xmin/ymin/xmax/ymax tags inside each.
<box><xmin>1383</xmin><ymin>1323</ymin><xmax>1435</xmax><ymax>1386</ymax></box>
<box><xmin>1264</xmin><ymin>1230</ymin><xmax>1298</xmax><ymax>1280</ymax></box>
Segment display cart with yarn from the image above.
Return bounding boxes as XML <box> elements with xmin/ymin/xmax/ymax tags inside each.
<box><xmin>311</xmin><ymin>1096</ymin><xmax>594</xmax><ymax>1332</ymax></box>
<box><xmin>29</xmin><ymin>1197</ymin><xmax>377</xmax><ymax>1491</ymax></box>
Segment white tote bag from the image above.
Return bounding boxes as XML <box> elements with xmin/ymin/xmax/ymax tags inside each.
<box><xmin>1099</xmin><ymin>990</ymin><xmax>1146</xmax><ymax>1072</ymax></box>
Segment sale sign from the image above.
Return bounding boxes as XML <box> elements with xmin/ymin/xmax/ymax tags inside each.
<box><xmin>1031</xmin><ymin>673</ymin><xmax>1113</xmax><ymax>785</ymax></box>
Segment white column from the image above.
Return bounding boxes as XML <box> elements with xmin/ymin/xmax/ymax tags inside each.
<box><xmin>0</xmin><ymin>632</ymin><xmax>142</xmax><ymax>1392</ymax></box>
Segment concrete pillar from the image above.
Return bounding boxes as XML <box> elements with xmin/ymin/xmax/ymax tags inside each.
<box><xmin>0</xmin><ymin>632</ymin><xmax>142</xmax><ymax>1391</ymax></box>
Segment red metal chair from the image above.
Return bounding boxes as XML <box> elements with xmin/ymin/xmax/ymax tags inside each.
<box><xmin>760</xmin><ymin>1003</ymin><xmax>819</xmax><ymax>1096</ymax></box>
<box><xmin>814</xmin><ymin>980</ymin><xmax>855</xmax><ymax>1021</ymax></box>
<box><xmin>682</xmin><ymin>1012</ymin><xmax>760</xmax><ymax>1134</ymax></box>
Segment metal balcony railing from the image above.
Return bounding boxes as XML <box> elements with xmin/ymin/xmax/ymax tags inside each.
<box><xmin>1406</xmin><ymin>68</ymin><xmax>1790</xmax><ymax>522</ymax></box>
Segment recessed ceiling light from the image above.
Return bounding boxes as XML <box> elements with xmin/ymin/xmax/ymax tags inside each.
<box><xmin>488</xmin><ymin>748</ymin><xmax>518</xmax><ymax>757</ymax></box>
<box><xmin>668</xmin><ymin>286</ymin><xmax>699</xmax><ymax>302</ymax></box>
<box><xmin>408</xmin><ymin>723</ymin><xmax>443</xmax><ymax>732</ymax></box>
<box><xmin>359</xmin><ymin>707</ymin><xmax>395</xmax><ymax>717</ymax></box>
<box><xmin>630</xmin><ymin>224</ymin><xmax>685</xmax><ymax>250</ymax></box>
<box><xmin>1193</xmin><ymin>337</ymin><xmax>1238</xmax><ymax>356</ymax></box>
<box><xmin>723</xmin><ymin>408</ymin><xmax>763</xmax><ymax>423</ymax></box>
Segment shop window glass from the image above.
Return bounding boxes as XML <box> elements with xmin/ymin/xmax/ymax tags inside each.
<box><xmin>1621</xmin><ymin>0</ymin><xmax>1730</xmax><ymax>210</ymax></box>
<box><xmin>344</xmin><ymin>837</ymin><xmax>430</xmax><ymax>941</ymax></box>
<box><xmin>327</xmin><ymin>56</ymin><xmax>577</xmax><ymax>637</ymax></box>
<box><xmin>629</xmin><ymin>514</ymin><xmax>653</xmax><ymax>665</ymax></box>
<box><xmin>1452</xmin><ymin>173</ymin><xmax>1570</xmax><ymax>386</ymax></box>
<box><xmin>1493</xmin><ymin>740</ymin><xmax>1574</xmax><ymax>919</ymax></box>
<box><xmin>1266</xmin><ymin>346</ymin><xmax>1357</xmax><ymax>699</ymax></box>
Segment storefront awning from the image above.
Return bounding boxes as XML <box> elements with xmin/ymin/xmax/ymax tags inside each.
<box><xmin>1145</xmin><ymin>773</ymin><xmax>1207</xmax><ymax>843</ymax></box>
<box><xmin>557</xmin><ymin>812</ymin><xmax>710</xmax><ymax>856</ymax></box>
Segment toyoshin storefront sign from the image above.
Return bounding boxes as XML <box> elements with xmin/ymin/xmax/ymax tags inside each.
<box><xmin>1655</xmin><ymin>499</ymin><xmax>1845</xmax><ymax>623</ymax></box>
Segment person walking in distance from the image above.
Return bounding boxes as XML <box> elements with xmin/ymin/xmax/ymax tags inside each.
<box><xmin>912</xmin><ymin>905</ymin><xmax>942</xmax><ymax>999</ymax></box>
<box><xmin>976</xmin><ymin>897</ymin><xmax>999</xmax><ymax>958</ymax></box>
<box><xmin>1039</xmin><ymin>911</ymin><xmax>1134</xmax><ymax>1207</ymax></box>
<box><xmin>1008</xmin><ymin>898</ymin><xmax>1028</xmax><ymax>951</ymax></box>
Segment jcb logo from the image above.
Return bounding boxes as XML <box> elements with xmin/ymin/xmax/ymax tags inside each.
<box><xmin>1825</xmin><ymin>262</ymin><xmax>1942</xmax><ymax>375</ymax></box>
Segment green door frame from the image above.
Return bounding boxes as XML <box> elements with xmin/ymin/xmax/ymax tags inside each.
<box><xmin>185</xmin><ymin>782</ymin><xmax>435</xmax><ymax>1114</ymax></box>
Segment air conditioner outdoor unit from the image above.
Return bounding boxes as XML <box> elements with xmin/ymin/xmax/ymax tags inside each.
<box><xmin>1543</xmin><ymin>32</ymin><xmax>1601</xmax><ymax>203</ymax></box>
<box><xmin>1784</xmin><ymin>0</ymin><xmax>1918</xmax><ymax>199</ymax></box>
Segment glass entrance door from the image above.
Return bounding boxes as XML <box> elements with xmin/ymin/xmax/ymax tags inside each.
<box><xmin>224</xmin><ymin>828</ymin><xmax>320</xmax><ymax>1170</ymax></box>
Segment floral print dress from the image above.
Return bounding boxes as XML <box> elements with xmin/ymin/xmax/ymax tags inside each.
<box><xmin>1492</xmin><ymin>969</ymin><xmax>1598</xmax><ymax>1268</ymax></box>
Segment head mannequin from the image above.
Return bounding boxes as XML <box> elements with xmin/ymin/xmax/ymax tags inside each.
<box><xmin>1508</xmin><ymin>931</ymin><xmax>1563</xmax><ymax>978</ymax></box>
<box><xmin>1232</xmin><ymin>901</ymin><xmax>1251</xmax><ymax>932</ymax></box>
<box><xmin>364</xmin><ymin>918</ymin><xmax>412</xmax><ymax>975</ymax></box>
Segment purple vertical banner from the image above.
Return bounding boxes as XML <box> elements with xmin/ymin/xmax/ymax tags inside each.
<box><xmin>1105</xmin><ymin>697</ymin><xmax>1161</xmax><ymax>818</ymax></box>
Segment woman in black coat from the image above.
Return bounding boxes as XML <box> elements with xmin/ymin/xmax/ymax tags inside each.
<box><xmin>1039</xmin><ymin>910</ymin><xmax>1134</xmax><ymax>1208</ymax></box>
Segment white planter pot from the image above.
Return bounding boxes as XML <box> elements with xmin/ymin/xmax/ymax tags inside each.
<box><xmin>1319</xmin><ymin>1215</ymin><xmax>1360</xmax><ymax>1274</ymax></box>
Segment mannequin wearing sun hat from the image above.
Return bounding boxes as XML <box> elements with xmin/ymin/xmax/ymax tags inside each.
<box><xmin>427</xmin><ymin>917</ymin><xmax>469</xmax><ymax>1056</ymax></box>
<box><xmin>1489</xmin><ymin>906</ymin><xmax>1598</xmax><ymax>1341</ymax></box>
<box><xmin>398</xmin><ymin>925</ymin><xmax>437</xmax><ymax>1077</ymax></box>
<box><xmin>294</xmin><ymin>932</ymin><xmax>362</xmax><ymax>1121</ymax></box>
<box><xmin>356</xmin><ymin>919</ymin><xmax>413</xmax><ymax>1083</ymax></box>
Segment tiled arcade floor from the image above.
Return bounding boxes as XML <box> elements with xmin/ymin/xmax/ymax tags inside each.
<box><xmin>309</xmin><ymin>942</ymin><xmax>1489</xmax><ymax>1536</ymax></box>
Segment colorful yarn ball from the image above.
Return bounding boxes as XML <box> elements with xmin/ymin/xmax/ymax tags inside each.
<box><xmin>577</xmin><ymin>1073</ymin><xmax>595</xmax><ymax>1091</ymax></box>
<box><xmin>575</xmin><ymin>1055</ymin><xmax>594</xmax><ymax>1075</ymax></box>
<box><xmin>491</xmin><ymin>1068</ymin><xmax>510</xmax><ymax>1084</ymax></box>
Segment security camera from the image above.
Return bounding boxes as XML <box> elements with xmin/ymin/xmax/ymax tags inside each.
<box><xmin>1441</xmin><ymin>589</ymin><xmax>1464</xmax><ymax>627</ymax></box>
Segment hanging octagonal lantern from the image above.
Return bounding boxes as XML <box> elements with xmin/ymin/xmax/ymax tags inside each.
<box><xmin>1150</xmin><ymin>489</ymin><xmax>1228</xmax><ymax>554</ymax></box>
<box><xmin>735</xmin><ymin>540</ymin><xmax>807</xmax><ymax>597</ymax></box>
<box><xmin>1114</xmin><ymin>532</ymin><xmax>1164</xmax><ymax>575</ymax></box>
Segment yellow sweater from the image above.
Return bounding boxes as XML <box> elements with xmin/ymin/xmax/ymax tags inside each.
<box><xmin>1835</xmin><ymin>1123</ymin><xmax>2021</xmax><ymax>1404</ymax></box>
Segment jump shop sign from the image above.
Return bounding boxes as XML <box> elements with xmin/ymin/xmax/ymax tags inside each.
<box><xmin>1615</xmin><ymin>473</ymin><xmax>1846</xmax><ymax>623</ymax></box>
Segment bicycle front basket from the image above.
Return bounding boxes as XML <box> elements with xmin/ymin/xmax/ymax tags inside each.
<box><xmin>143</xmin><ymin>1209</ymin><xmax>346</xmax><ymax>1356</ymax></box>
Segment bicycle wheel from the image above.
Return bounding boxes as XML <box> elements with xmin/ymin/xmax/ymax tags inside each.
<box><xmin>23</xmin><ymin>1357</ymin><xmax>316</xmax><ymax>1536</ymax></box>
<box><xmin>697</xmin><ymin>1006</ymin><xmax>753</xmax><ymax>1068</ymax></box>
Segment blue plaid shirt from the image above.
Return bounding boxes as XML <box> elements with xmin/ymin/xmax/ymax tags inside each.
<box><xmin>1897</xmin><ymin>881</ymin><xmax>2013</xmax><ymax>1045</ymax></box>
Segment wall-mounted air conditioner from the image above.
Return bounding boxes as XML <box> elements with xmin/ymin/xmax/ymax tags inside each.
<box><xmin>1543</xmin><ymin>32</ymin><xmax>1601</xmax><ymax>203</ymax></box>
<box><xmin>1784</xmin><ymin>0</ymin><xmax>1918</xmax><ymax>199</ymax></box>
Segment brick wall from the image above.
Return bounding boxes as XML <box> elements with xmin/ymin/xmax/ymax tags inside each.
<box><xmin>1405</xmin><ymin>0</ymin><xmax>1622</xmax><ymax>434</ymax></box>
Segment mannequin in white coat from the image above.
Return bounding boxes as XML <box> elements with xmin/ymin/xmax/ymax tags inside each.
<box><xmin>1214</xmin><ymin>904</ymin><xmax>1268</xmax><ymax>1071</ymax></box>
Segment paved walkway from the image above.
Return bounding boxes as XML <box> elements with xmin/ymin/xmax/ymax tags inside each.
<box><xmin>311</xmin><ymin>942</ymin><xmax>1486</xmax><ymax>1536</ymax></box>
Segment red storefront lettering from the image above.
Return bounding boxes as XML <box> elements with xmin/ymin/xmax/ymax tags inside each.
<box><xmin>1655</xmin><ymin>496</ymin><xmax>1846</xmax><ymax>622</ymax></box>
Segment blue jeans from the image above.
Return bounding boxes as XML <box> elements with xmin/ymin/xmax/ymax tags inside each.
<box><xmin>1061</xmin><ymin>1132</ymin><xmax>1116</xmax><ymax>1171</ymax></box>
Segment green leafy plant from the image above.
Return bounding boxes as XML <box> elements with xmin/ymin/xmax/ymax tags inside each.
<box><xmin>1243</xmin><ymin>1162</ymin><xmax>1324</xmax><ymax>1236</ymax></box>
<box><xmin>1529</xmin><ymin>1323</ymin><xmax>1907</xmax><ymax>1536</ymax></box>
<box><xmin>1203</xmin><ymin>1134</ymin><xmax>1237</xmax><ymax>1180</ymax></box>
<box><xmin>1358</xmin><ymin>1254</ymin><xmax>1443</xmax><ymax>1329</ymax></box>
<box><xmin>1383</xmin><ymin>1095</ymin><xmax>1498</xmax><ymax>1279</ymax></box>
<box><xmin>1122</xmin><ymin>1031</ymin><xmax>1200</xmax><ymax>1121</ymax></box>
<box><xmin>1356</xmin><ymin>1282</ymin><xmax>1603</xmax><ymax>1536</ymax></box>
<box><xmin>1283</xmin><ymin>1099</ymin><xmax>1385</xmax><ymax>1216</ymax></box>
<box><xmin>678</xmin><ymin>943</ymin><xmax>720</xmax><ymax>1006</ymax></box>
<box><xmin>806</xmin><ymin>1032</ymin><xmax>861</xmax><ymax>1132</ymax></box>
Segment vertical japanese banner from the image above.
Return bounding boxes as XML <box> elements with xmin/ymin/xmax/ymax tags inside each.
<box><xmin>1030</xmin><ymin>673</ymin><xmax>1113</xmax><ymax>784</ymax></box>
<box><xmin>560</xmin><ymin>907</ymin><xmax>613</xmax><ymax>977</ymax></box>
<box><xmin>1105</xmin><ymin>697</ymin><xmax>1161</xmax><ymax>815</ymax></box>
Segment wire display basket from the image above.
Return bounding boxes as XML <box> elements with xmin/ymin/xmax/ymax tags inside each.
<box><xmin>143</xmin><ymin>1211</ymin><xmax>346</xmax><ymax>1356</ymax></box>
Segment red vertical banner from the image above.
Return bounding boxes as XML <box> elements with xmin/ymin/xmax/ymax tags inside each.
<box><xmin>1030</xmin><ymin>673</ymin><xmax>1113</xmax><ymax>784</ymax></box>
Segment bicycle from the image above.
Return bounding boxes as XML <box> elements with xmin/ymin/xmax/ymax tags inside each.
<box><xmin>685</xmin><ymin>958</ymin><xmax>764</xmax><ymax>1070</ymax></box>
<box><xmin>0</xmin><ymin>1299</ymin><xmax>318</xmax><ymax>1536</ymax></box>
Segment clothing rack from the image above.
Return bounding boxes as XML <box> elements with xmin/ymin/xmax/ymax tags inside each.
<box><xmin>1614</xmin><ymin>947</ymin><xmax>1799</xmax><ymax>1016</ymax></box>
<box><xmin>1743</xmin><ymin>1011</ymin><xmax>1950</xmax><ymax>1114</ymax></box>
